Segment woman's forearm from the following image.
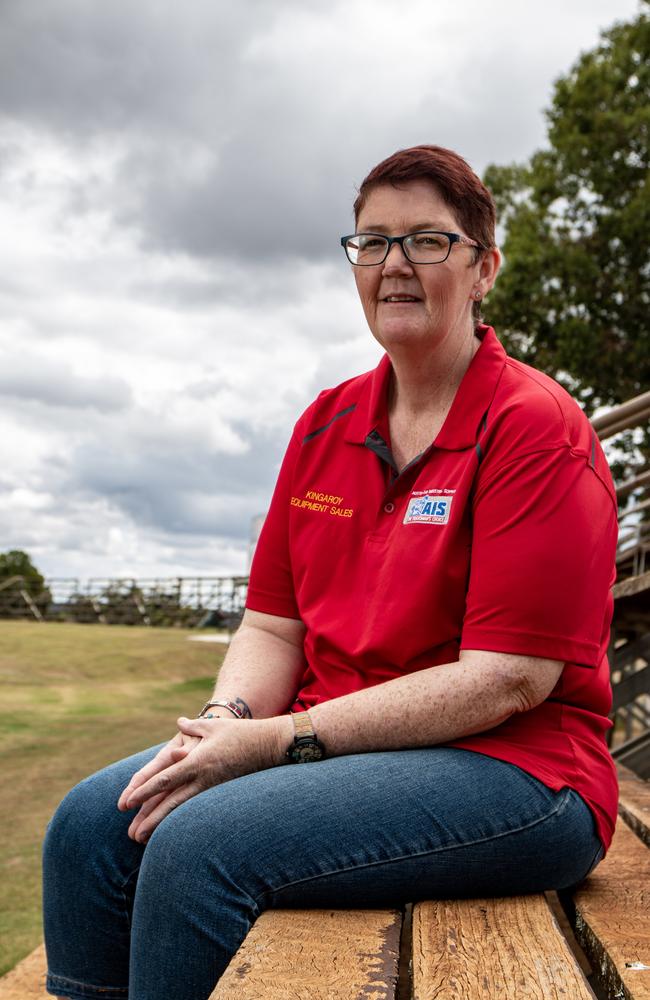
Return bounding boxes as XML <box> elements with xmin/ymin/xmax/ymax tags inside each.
<box><xmin>208</xmin><ymin>610</ymin><xmax>307</xmax><ymax>719</ymax></box>
<box><xmin>266</xmin><ymin>649</ymin><xmax>564</xmax><ymax>762</ymax></box>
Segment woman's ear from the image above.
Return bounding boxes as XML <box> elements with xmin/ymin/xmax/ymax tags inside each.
<box><xmin>476</xmin><ymin>246</ymin><xmax>501</xmax><ymax>299</ymax></box>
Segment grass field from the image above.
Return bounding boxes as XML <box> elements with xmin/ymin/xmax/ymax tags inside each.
<box><xmin>0</xmin><ymin>620</ymin><xmax>226</xmax><ymax>977</ymax></box>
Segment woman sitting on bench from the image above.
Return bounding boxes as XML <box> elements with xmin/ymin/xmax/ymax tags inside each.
<box><xmin>43</xmin><ymin>144</ymin><xmax>618</xmax><ymax>1000</ymax></box>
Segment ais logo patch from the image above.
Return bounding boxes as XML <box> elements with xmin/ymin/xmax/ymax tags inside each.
<box><xmin>404</xmin><ymin>494</ymin><xmax>452</xmax><ymax>525</ymax></box>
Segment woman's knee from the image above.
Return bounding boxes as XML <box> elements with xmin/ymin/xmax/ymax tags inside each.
<box><xmin>129</xmin><ymin>792</ymin><xmax>264</xmax><ymax>981</ymax></box>
<box><xmin>44</xmin><ymin>748</ymin><xmax>160</xmax><ymax>875</ymax></box>
<box><xmin>44</xmin><ymin>778</ymin><xmax>119</xmax><ymax>889</ymax></box>
<box><xmin>136</xmin><ymin>783</ymin><xmax>268</xmax><ymax>908</ymax></box>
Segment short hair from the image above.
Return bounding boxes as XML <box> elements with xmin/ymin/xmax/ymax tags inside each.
<box><xmin>353</xmin><ymin>145</ymin><xmax>496</xmax><ymax>251</ymax></box>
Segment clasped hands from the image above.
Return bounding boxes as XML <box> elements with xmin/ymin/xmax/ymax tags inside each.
<box><xmin>117</xmin><ymin>714</ymin><xmax>289</xmax><ymax>843</ymax></box>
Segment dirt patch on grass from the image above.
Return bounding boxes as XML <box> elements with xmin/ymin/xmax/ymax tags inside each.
<box><xmin>0</xmin><ymin>944</ymin><xmax>47</xmax><ymax>999</ymax></box>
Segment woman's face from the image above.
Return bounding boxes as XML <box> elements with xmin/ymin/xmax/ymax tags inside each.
<box><xmin>353</xmin><ymin>178</ymin><xmax>498</xmax><ymax>356</ymax></box>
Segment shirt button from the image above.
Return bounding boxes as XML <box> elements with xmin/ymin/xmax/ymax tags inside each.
<box><xmin>384</xmin><ymin>502</ymin><xmax>395</xmax><ymax>513</ymax></box>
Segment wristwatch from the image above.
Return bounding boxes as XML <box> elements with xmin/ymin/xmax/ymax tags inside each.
<box><xmin>286</xmin><ymin>711</ymin><xmax>326</xmax><ymax>764</ymax></box>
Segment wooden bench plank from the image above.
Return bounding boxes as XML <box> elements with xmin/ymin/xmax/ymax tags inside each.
<box><xmin>618</xmin><ymin>764</ymin><xmax>650</xmax><ymax>848</ymax></box>
<box><xmin>0</xmin><ymin>944</ymin><xmax>47</xmax><ymax>1000</ymax></box>
<box><xmin>412</xmin><ymin>894</ymin><xmax>594</xmax><ymax>999</ymax></box>
<box><xmin>613</xmin><ymin>572</ymin><xmax>650</xmax><ymax>600</ymax></box>
<box><xmin>209</xmin><ymin>908</ymin><xmax>402</xmax><ymax>1000</ymax></box>
<box><xmin>565</xmin><ymin>821</ymin><xmax>650</xmax><ymax>1000</ymax></box>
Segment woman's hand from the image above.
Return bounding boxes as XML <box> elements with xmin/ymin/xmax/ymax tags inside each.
<box><xmin>117</xmin><ymin>729</ymin><xmax>202</xmax><ymax>840</ymax></box>
<box><xmin>117</xmin><ymin>716</ymin><xmax>290</xmax><ymax>843</ymax></box>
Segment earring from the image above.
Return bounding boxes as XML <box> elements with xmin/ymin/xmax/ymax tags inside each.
<box><xmin>474</xmin><ymin>290</ymin><xmax>482</xmax><ymax>300</ymax></box>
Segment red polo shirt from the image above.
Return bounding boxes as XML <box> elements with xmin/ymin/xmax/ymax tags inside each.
<box><xmin>247</xmin><ymin>326</ymin><xmax>619</xmax><ymax>849</ymax></box>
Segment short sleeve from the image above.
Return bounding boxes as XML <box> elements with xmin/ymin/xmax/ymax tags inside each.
<box><xmin>461</xmin><ymin>446</ymin><xmax>617</xmax><ymax>666</ymax></box>
<box><xmin>246</xmin><ymin>429</ymin><xmax>302</xmax><ymax>620</ymax></box>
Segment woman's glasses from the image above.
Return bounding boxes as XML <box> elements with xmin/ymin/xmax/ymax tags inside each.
<box><xmin>340</xmin><ymin>231</ymin><xmax>482</xmax><ymax>266</ymax></box>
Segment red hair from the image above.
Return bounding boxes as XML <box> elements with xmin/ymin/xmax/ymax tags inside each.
<box><xmin>353</xmin><ymin>145</ymin><xmax>496</xmax><ymax>251</ymax></box>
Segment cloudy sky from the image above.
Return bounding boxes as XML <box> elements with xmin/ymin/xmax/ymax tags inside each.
<box><xmin>0</xmin><ymin>0</ymin><xmax>641</xmax><ymax>582</ymax></box>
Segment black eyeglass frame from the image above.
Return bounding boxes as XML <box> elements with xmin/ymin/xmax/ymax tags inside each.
<box><xmin>340</xmin><ymin>230</ymin><xmax>484</xmax><ymax>266</ymax></box>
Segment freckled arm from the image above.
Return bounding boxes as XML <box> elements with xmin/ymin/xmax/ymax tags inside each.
<box><xmin>299</xmin><ymin>649</ymin><xmax>564</xmax><ymax>758</ymax></box>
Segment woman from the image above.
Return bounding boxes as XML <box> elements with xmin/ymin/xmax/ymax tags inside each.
<box><xmin>44</xmin><ymin>145</ymin><xmax>618</xmax><ymax>1000</ymax></box>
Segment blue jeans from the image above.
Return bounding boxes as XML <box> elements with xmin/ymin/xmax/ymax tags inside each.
<box><xmin>43</xmin><ymin>745</ymin><xmax>603</xmax><ymax>1000</ymax></box>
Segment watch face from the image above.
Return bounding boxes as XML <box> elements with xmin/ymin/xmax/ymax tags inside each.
<box><xmin>288</xmin><ymin>737</ymin><xmax>324</xmax><ymax>763</ymax></box>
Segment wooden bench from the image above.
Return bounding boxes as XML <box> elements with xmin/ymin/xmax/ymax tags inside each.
<box><xmin>3</xmin><ymin>764</ymin><xmax>649</xmax><ymax>1000</ymax></box>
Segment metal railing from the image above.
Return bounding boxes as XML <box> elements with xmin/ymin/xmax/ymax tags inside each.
<box><xmin>592</xmin><ymin>388</ymin><xmax>650</xmax><ymax>441</ymax></box>
<box><xmin>0</xmin><ymin>575</ymin><xmax>249</xmax><ymax>629</ymax></box>
<box><xmin>595</xmin><ymin>390</ymin><xmax>650</xmax><ymax>757</ymax></box>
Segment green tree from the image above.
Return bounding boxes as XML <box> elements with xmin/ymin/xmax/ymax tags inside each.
<box><xmin>484</xmin><ymin>3</ymin><xmax>649</xmax><ymax>414</ymax></box>
<box><xmin>0</xmin><ymin>549</ymin><xmax>46</xmax><ymax>596</ymax></box>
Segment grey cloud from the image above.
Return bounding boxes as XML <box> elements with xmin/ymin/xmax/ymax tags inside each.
<box><xmin>0</xmin><ymin>0</ymin><xmax>474</xmax><ymax>265</ymax></box>
<box><xmin>58</xmin><ymin>423</ymin><xmax>284</xmax><ymax>540</ymax></box>
<box><xmin>0</xmin><ymin>0</ymin><xmax>275</xmax><ymax>134</ymax></box>
<box><xmin>0</xmin><ymin>474</ymin><xmax>17</xmax><ymax>493</ymax></box>
<box><xmin>0</xmin><ymin>365</ymin><xmax>132</xmax><ymax>412</ymax></box>
<box><xmin>129</xmin><ymin>259</ymin><xmax>347</xmax><ymax>311</ymax></box>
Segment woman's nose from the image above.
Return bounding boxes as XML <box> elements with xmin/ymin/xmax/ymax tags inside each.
<box><xmin>382</xmin><ymin>242</ymin><xmax>413</xmax><ymax>275</ymax></box>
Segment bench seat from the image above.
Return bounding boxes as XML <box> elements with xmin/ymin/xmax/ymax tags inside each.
<box><xmin>209</xmin><ymin>908</ymin><xmax>402</xmax><ymax>999</ymax></box>
<box><xmin>412</xmin><ymin>895</ymin><xmax>593</xmax><ymax>999</ymax></box>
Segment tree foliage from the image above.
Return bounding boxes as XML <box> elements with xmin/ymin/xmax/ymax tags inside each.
<box><xmin>484</xmin><ymin>3</ymin><xmax>649</xmax><ymax>414</ymax></box>
<box><xmin>0</xmin><ymin>549</ymin><xmax>46</xmax><ymax>595</ymax></box>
